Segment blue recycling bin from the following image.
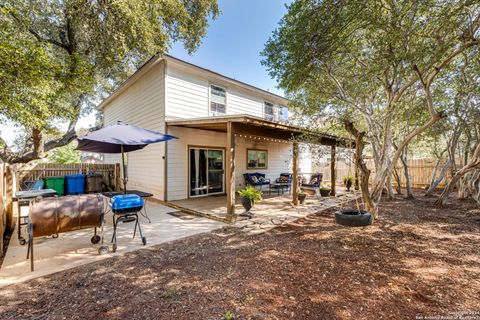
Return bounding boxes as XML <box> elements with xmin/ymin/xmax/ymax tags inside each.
<box><xmin>65</xmin><ymin>174</ymin><xmax>86</xmax><ymax>195</ymax></box>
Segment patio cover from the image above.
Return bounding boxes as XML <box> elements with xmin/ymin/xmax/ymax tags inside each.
<box><xmin>167</xmin><ymin>115</ymin><xmax>354</xmax><ymax>220</ymax></box>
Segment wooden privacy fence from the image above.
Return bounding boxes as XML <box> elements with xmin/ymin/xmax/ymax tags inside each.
<box><xmin>0</xmin><ymin>163</ymin><xmax>119</xmax><ymax>255</ymax></box>
<box><xmin>14</xmin><ymin>163</ymin><xmax>118</xmax><ymax>190</ymax></box>
<box><xmin>1</xmin><ymin>164</ymin><xmax>5</xmax><ymax>255</ymax></box>
<box><xmin>315</xmin><ymin>158</ymin><xmax>452</xmax><ymax>189</ymax></box>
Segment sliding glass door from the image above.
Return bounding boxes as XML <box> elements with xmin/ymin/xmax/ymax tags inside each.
<box><xmin>189</xmin><ymin>147</ymin><xmax>225</xmax><ymax>197</ymax></box>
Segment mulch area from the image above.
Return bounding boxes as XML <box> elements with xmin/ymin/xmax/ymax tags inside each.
<box><xmin>0</xmin><ymin>192</ymin><xmax>479</xmax><ymax>319</ymax></box>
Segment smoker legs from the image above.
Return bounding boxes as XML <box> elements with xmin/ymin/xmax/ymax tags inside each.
<box><xmin>26</xmin><ymin>223</ymin><xmax>34</xmax><ymax>272</ymax></box>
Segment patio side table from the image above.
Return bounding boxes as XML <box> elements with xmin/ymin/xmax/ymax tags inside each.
<box><xmin>269</xmin><ymin>183</ymin><xmax>290</xmax><ymax>196</ymax></box>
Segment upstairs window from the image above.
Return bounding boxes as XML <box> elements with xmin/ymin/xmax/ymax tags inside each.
<box><xmin>264</xmin><ymin>102</ymin><xmax>275</xmax><ymax>121</ymax></box>
<box><xmin>210</xmin><ymin>85</ymin><xmax>226</xmax><ymax>116</ymax></box>
<box><xmin>279</xmin><ymin>106</ymin><xmax>289</xmax><ymax>122</ymax></box>
<box><xmin>264</xmin><ymin>102</ymin><xmax>289</xmax><ymax>122</ymax></box>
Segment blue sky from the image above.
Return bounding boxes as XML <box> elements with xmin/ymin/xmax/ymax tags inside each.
<box><xmin>169</xmin><ymin>0</ymin><xmax>291</xmax><ymax>96</ymax></box>
<box><xmin>0</xmin><ymin>0</ymin><xmax>291</xmax><ymax>146</ymax></box>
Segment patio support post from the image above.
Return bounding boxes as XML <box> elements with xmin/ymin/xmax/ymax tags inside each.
<box><xmin>354</xmin><ymin>152</ymin><xmax>360</xmax><ymax>190</ymax></box>
<box><xmin>226</xmin><ymin>122</ymin><xmax>236</xmax><ymax>221</ymax></box>
<box><xmin>292</xmin><ymin>142</ymin><xmax>299</xmax><ymax>205</ymax></box>
<box><xmin>331</xmin><ymin>145</ymin><xmax>336</xmax><ymax>196</ymax></box>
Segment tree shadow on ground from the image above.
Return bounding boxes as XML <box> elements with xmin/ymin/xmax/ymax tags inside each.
<box><xmin>0</xmin><ymin>191</ymin><xmax>478</xmax><ymax>319</ymax></box>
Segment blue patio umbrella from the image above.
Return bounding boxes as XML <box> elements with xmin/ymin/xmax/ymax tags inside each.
<box><xmin>77</xmin><ymin>122</ymin><xmax>177</xmax><ymax>193</ymax></box>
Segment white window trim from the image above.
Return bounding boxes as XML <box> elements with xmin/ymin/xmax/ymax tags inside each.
<box><xmin>208</xmin><ymin>83</ymin><xmax>228</xmax><ymax>117</ymax></box>
<box><xmin>264</xmin><ymin>101</ymin><xmax>275</xmax><ymax>121</ymax></box>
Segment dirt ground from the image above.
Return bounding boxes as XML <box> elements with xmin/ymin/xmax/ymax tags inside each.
<box><xmin>0</xmin><ymin>192</ymin><xmax>479</xmax><ymax>320</ymax></box>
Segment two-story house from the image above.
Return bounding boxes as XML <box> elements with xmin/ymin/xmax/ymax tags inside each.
<box><xmin>99</xmin><ymin>54</ymin><xmax>347</xmax><ymax>217</ymax></box>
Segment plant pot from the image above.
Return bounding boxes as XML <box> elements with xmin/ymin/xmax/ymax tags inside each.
<box><xmin>320</xmin><ymin>189</ymin><xmax>331</xmax><ymax>197</ymax></box>
<box><xmin>298</xmin><ymin>194</ymin><xmax>306</xmax><ymax>204</ymax></box>
<box><xmin>346</xmin><ymin>181</ymin><xmax>352</xmax><ymax>191</ymax></box>
<box><xmin>240</xmin><ymin>196</ymin><xmax>254</xmax><ymax>212</ymax></box>
<box><xmin>335</xmin><ymin>209</ymin><xmax>372</xmax><ymax>227</ymax></box>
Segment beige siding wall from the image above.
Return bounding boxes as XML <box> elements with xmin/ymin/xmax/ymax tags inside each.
<box><xmin>102</xmin><ymin>62</ymin><xmax>166</xmax><ymax>199</ymax></box>
<box><xmin>165</xmin><ymin>65</ymin><xmax>210</xmax><ymax>119</ymax></box>
<box><xmin>227</xmin><ymin>89</ymin><xmax>264</xmax><ymax>117</ymax></box>
<box><xmin>166</xmin><ymin>126</ymin><xmax>226</xmax><ymax>200</ymax></box>
<box><xmin>166</xmin><ymin>127</ymin><xmax>295</xmax><ymax>201</ymax></box>
<box><xmin>165</xmin><ymin>64</ymin><xmax>276</xmax><ymax>120</ymax></box>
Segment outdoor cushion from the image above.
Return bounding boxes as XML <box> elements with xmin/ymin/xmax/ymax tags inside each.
<box><xmin>244</xmin><ymin>173</ymin><xmax>270</xmax><ymax>186</ymax></box>
<box><xmin>301</xmin><ymin>173</ymin><xmax>323</xmax><ymax>189</ymax></box>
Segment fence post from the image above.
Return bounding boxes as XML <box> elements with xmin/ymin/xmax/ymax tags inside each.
<box><xmin>115</xmin><ymin>163</ymin><xmax>121</xmax><ymax>191</ymax></box>
<box><xmin>0</xmin><ymin>164</ymin><xmax>4</xmax><ymax>255</ymax></box>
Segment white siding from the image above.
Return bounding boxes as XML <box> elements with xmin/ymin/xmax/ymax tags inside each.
<box><xmin>102</xmin><ymin>62</ymin><xmax>166</xmax><ymax>199</ymax></box>
<box><xmin>165</xmin><ymin>63</ymin><xmax>284</xmax><ymax>120</ymax></box>
<box><xmin>235</xmin><ymin>136</ymin><xmax>292</xmax><ymax>189</ymax></box>
<box><xmin>166</xmin><ymin>127</ymin><xmax>226</xmax><ymax>200</ymax></box>
<box><xmin>165</xmin><ymin>66</ymin><xmax>209</xmax><ymax>119</ymax></box>
<box><xmin>166</xmin><ymin>127</ymin><xmax>293</xmax><ymax>200</ymax></box>
<box><xmin>227</xmin><ymin>89</ymin><xmax>264</xmax><ymax>117</ymax></box>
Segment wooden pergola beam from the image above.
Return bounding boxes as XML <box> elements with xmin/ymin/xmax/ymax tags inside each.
<box><xmin>167</xmin><ymin>116</ymin><xmax>353</xmax><ymax>148</ymax></box>
<box><xmin>226</xmin><ymin>122</ymin><xmax>236</xmax><ymax>221</ymax></box>
<box><xmin>292</xmin><ymin>142</ymin><xmax>299</xmax><ymax>205</ymax></box>
<box><xmin>330</xmin><ymin>145</ymin><xmax>336</xmax><ymax>196</ymax></box>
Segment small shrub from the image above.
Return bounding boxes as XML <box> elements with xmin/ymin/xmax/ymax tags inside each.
<box><xmin>223</xmin><ymin>310</ymin><xmax>235</xmax><ymax>320</ymax></box>
<box><xmin>238</xmin><ymin>185</ymin><xmax>262</xmax><ymax>202</ymax></box>
<box><xmin>343</xmin><ymin>176</ymin><xmax>354</xmax><ymax>184</ymax></box>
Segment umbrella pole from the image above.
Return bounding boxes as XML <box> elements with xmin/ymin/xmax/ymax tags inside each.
<box><xmin>121</xmin><ymin>145</ymin><xmax>128</xmax><ymax>194</ymax></box>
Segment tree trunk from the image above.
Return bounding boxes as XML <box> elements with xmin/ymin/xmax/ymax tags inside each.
<box><xmin>386</xmin><ymin>175</ymin><xmax>394</xmax><ymax>200</ymax></box>
<box><xmin>32</xmin><ymin>128</ymin><xmax>45</xmax><ymax>159</ymax></box>
<box><xmin>392</xmin><ymin>167</ymin><xmax>402</xmax><ymax>195</ymax></box>
<box><xmin>371</xmin><ymin>113</ymin><xmax>444</xmax><ymax>202</ymax></box>
<box><xmin>436</xmin><ymin>143</ymin><xmax>480</xmax><ymax>206</ymax></box>
<box><xmin>425</xmin><ymin>159</ymin><xmax>448</xmax><ymax>196</ymax></box>
<box><xmin>400</xmin><ymin>151</ymin><xmax>414</xmax><ymax>199</ymax></box>
<box><xmin>344</xmin><ymin>121</ymin><xmax>378</xmax><ymax>218</ymax></box>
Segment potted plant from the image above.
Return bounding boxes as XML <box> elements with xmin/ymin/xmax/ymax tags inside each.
<box><xmin>343</xmin><ymin>176</ymin><xmax>354</xmax><ymax>191</ymax></box>
<box><xmin>238</xmin><ymin>186</ymin><xmax>262</xmax><ymax>217</ymax></box>
<box><xmin>298</xmin><ymin>189</ymin><xmax>306</xmax><ymax>204</ymax></box>
<box><xmin>319</xmin><ymin>187</ymin><xmax>331</xmax><ymax>197</ymax></box>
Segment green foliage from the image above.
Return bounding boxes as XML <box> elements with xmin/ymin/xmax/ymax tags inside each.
<box><xmin>238</xmin><ymin>186</ymin><xmax>262</xmax><ymax>202</ymax></box>
<box><xmin>222</xmin><ymin>311</ymin><xmax>235</xmax><ymax>320</ymax></box>
<box><xmin>343</xmin><ymin>176</ymin><xmax>354</xmax><ymax>184</ymax></box>
<box><xmin>48</xmin><ymin>143</ymin><xmax>81</xmax><ymax>164</ymax></box>
<box><xmin>262</xmin><ymin>0</ymin><xmax>479</xmax><ymax>120</ymax></box>
<box><xmin>0</xmin><ymin>0</ymin><xmax>219</xmax><ymax>161</ymax></box>
<box><xmin>298</xmin><ymin>188</ymin><xmax>305</xmax><ymax>195</ymax></box>
<box><xmin>262</xmin><ymin>0</ymin><xmax>480</xmax><ymax>205</ymax></box>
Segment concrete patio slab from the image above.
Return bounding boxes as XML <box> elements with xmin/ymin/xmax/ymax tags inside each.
<box><xmin>0</xmin><ymin>200</ymin><xmax>224</xmax><ymax>288</ymax></box>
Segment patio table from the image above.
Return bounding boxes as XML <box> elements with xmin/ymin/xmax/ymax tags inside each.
<box><xmin>14</xmin><ymin>189</ymin><xmax>58</xmax><ymax>245</ymax></box>
<box><xmin>101</xmin><ymin>190</ymin><xmax>154</xmax><ymax>223</ymax></box>
<box><xmin>269</xmin><ymin>183</ymin><xmax>290</xmax><ymax>196</ymax></box>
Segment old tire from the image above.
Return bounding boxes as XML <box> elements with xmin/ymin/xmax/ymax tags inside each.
<box><xmin>335</xmin><ymin>209</ymin><xmax>372</xmax><ymax>227</ymax></box>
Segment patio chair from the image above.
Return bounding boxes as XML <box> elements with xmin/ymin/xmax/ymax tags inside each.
<box><xmin>301</xmin><ymin>173</ymin><xmax>323</xmax><ymax>199</ymax></box>
<box><xmin>243</xmin><ymin>172</ymin><xmax>270</xmax><ymax>190</ymax></box>
<box><xmin>274</xmin><ymin>173</ymin><xmax>292</xmax><ymax>192</ymax></box>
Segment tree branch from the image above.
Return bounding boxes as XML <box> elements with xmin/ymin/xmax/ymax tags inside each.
<box><xmin>8</xmin><ymin>9</ymin><xmax>69</xmax><ymax>51</ymax></box>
